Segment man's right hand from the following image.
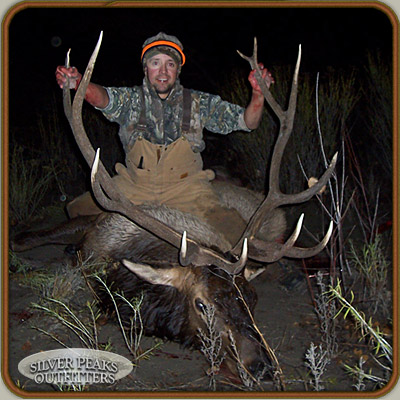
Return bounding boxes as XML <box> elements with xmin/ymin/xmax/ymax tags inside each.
<box><xmin>55</xmin><ymin>65</ymin><xmax>109</xmax><ymax>108</ymax></box>
<box><xmin>55</xmin><ymin>66</ymin><xmax>82</xmax><ymax>89</ymax></box>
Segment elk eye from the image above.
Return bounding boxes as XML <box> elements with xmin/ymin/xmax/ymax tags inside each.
<box><xmin>195</xmin><ymin>298</ymin><xmax>206</xmax><ymax>313</ymax></box>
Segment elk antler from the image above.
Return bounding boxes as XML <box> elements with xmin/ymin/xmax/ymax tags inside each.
<box><xmin>235</xmin><ymin>39</ymin><xmax>337</xmax><ymax>262</ymax></box>
<box><xmin>63</xmin><ymin>32</ymin><xmax>248</xmax><ymax>275</ymax></box>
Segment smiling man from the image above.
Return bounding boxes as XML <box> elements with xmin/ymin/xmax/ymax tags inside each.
<box><xmin>55</xmin><ymin>32</ymin><xmax>273</xmax><ymax>240</ymax></box>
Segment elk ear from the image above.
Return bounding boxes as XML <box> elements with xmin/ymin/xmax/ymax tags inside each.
<box><xmin>244</xmin><ymin>266</ymin><xmax>265</xmax><ymax>282</ymax></box>
<box><xmin>122</xmin><ymin>260</ymin><xmax>185</xmax><ymax>288</ymax></box>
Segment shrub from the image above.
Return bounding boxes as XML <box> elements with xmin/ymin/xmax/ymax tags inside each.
<box><xmin>9</xmin><ymin>144</ymin><xmax>54</xmax><ymax>224</ymax></box>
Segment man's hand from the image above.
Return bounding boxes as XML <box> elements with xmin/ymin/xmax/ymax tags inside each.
<box><xmin>248</xmin><ymin>63</ymin><xmax>274</xmax><ymax>93</ymax></box>
<box><xmin>55</xmin><ymin>65</ymin><xmax>109</xmax><ymax>109</ymax></box>
<box><xmin>55</xmin><ymin>66</ymin><xmax>82</xmax><ymax>89</ymax></box>
<box><xmin>244</xmin><ymin>63</ymin><xmax>274</xmax><ymax>130</ymax></box>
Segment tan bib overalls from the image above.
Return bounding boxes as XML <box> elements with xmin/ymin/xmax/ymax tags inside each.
<box><xmin>68</xmin><ymin>135</ymin><xmax>219</xmax><ymax>215</ymax></box>
<box><xmin>114</xmin><ymin>135</ymin><xmax>222</xmax><ymax>214</ymax></box>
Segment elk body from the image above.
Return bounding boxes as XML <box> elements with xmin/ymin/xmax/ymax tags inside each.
<box><xmin>10</xmin><ymin>33</ymin><xmax>337</xmax><ymax>381</ymax></box>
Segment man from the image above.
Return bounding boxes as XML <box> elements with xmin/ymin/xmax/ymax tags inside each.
<box><xmin>56</xmin><ymin>32</ymin><xmax>273</xmax><ymax>244</ymax></box>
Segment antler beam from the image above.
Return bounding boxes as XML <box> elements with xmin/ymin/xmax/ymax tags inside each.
<box><xmin>235</xmin><ymin>39</ymin><xmax>336</xmax><ymax>261</ymax></box>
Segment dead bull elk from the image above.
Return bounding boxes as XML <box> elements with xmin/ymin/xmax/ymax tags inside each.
<box><xmin>11</xmin><ymin>33</ymin><xmax>336</xmax><ymax>380</ymax></box>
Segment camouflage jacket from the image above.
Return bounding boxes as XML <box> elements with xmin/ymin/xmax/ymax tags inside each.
<box><xmin>97</xmin><ymin>78</ymin><xmax>250</xmax><ymax>153</ymax></box>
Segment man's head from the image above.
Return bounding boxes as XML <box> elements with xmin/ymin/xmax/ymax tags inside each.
<box><xmin>141</xmin><ymin>32</ymin><xmax>185</xmax><ymax>99</ymax></box>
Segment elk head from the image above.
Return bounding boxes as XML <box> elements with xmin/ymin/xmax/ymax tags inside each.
<box><xmin>105</xmin><ymin>260</ymin><xmax>272</xmax><ymax>381</ymax></box>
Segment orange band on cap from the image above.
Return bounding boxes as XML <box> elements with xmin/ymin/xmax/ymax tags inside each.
<box><xmin>141</xmin><ymin>40</ymin><xmax>186</xmax><ymax>66</ymax></box>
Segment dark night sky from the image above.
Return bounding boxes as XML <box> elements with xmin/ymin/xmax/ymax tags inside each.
<box><xmin>6</xmin><ymin>4</ymin><xmax>394</xmax><ymax>141</ymax></box>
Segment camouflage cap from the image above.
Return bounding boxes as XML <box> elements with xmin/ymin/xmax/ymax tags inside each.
<box><xmin>141</xmin><ymin>32</ymin><xmax>186</xmax><ymax>66</ymax></box>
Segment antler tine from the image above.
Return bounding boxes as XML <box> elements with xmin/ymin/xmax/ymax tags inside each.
<box><xmin>65</xmin><ymin>48</ymin><xmax>71</xmax><ymax>68</ymax></box>
<box><xmin>289</xmin><ymin>44</ymin><xmax>302</xmax><ymax>105</ymax></box>
<box><xmin>285</xmin><ymin>220</ymin><xmax>333</xmax><ymax>259</ymax></box>
<box><xmin>179</xmin><ymin>231</ymin><xmax>188</xmax><ymax>265</ymax></box>
<box><xmin>238</xmin><ymin>37</ymin><xmax>283</xmax><ymax>118</ymax></box>
<box><xmin>62</xmin><ymin>49</ymin><xmax>73</xmax><ymax>123</ymax></box>
<box><xmin>247</xmin><ymin>214</ymin><xmax>303</xmax><ymax>262</ymax></box>
<box><xmin>233</xmin><ymin>237</ymin><xmax>248</xmax><ymax>274</ymax></box>
<box><xmin>289</xmin><ymin>213</ymin><xmax>304</xmax><ymax>244</ymax></box>
<box><xmin>237</xmin><ymin>37</ymin><xmax>258</xmax><ymax>69</ymax></box>
<box><xmin>90</xmin><ymin>148</ymin><xmax>116</xmax><ymax>211</ymax></box>
<box><xmin>293</xmin><ymin>44</ymin><xmax>302</xmax><ymax>86</ymax></box>
<box><xmin>268</xmin><ymin>44</ymin><xmax>301</xmax><ymax>193</ymax></box>
<box><xmin>71</xmin><ymin>31</ymin><xmax>104</xmax><ymax>169</ymax></box>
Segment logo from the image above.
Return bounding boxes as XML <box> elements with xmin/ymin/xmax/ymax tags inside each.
<box><xmin>18</xmin><ymin>348</ymin><xmax>133</xmax><ymax>386</ymax></box>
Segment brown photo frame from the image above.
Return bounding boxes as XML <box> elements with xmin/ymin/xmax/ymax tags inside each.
<box><xmin>2</xmin><ymin>1</ymin><xmax>398</xmax><ymax>398</ymax></box>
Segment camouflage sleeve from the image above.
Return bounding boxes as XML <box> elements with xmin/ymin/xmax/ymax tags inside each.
<box><xmin>197</xmin><ymin>91</ymin><xmax>251</xmax><ymax>134</ymax></box>
<box><xmin>95</xmin><ymin>87</ymin><xmax>140</xmax><ymax>123</ymax></box>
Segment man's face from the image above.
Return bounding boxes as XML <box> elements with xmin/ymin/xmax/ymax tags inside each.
<box><xmin>145</xmin><ymin>53</ymin><xmax>179</xmax><ymax>99</ymax></box>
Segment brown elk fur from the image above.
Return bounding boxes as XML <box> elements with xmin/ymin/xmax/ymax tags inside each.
<box><xmin>11</xmin><ymin>180</ymin><xmax>286</xmax><ymax>259</ymax></box>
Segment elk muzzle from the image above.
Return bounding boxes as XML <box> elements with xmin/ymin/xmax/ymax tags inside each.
<box><xmin>223</xmin><ymin>327</ymin><xmax>272</xmax><ymax>380</ymax></box>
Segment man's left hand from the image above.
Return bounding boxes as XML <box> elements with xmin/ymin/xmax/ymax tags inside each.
<box><xmin>248</xmin><ymin>63</ymin><xmax>274</xmax><ymax>93</ymax></box>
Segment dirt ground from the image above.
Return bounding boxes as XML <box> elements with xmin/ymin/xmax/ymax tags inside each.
<box><xmin>5</xmin><ymin>202</ymin><xmax>393</xmax><ymax>395</ymax></box>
